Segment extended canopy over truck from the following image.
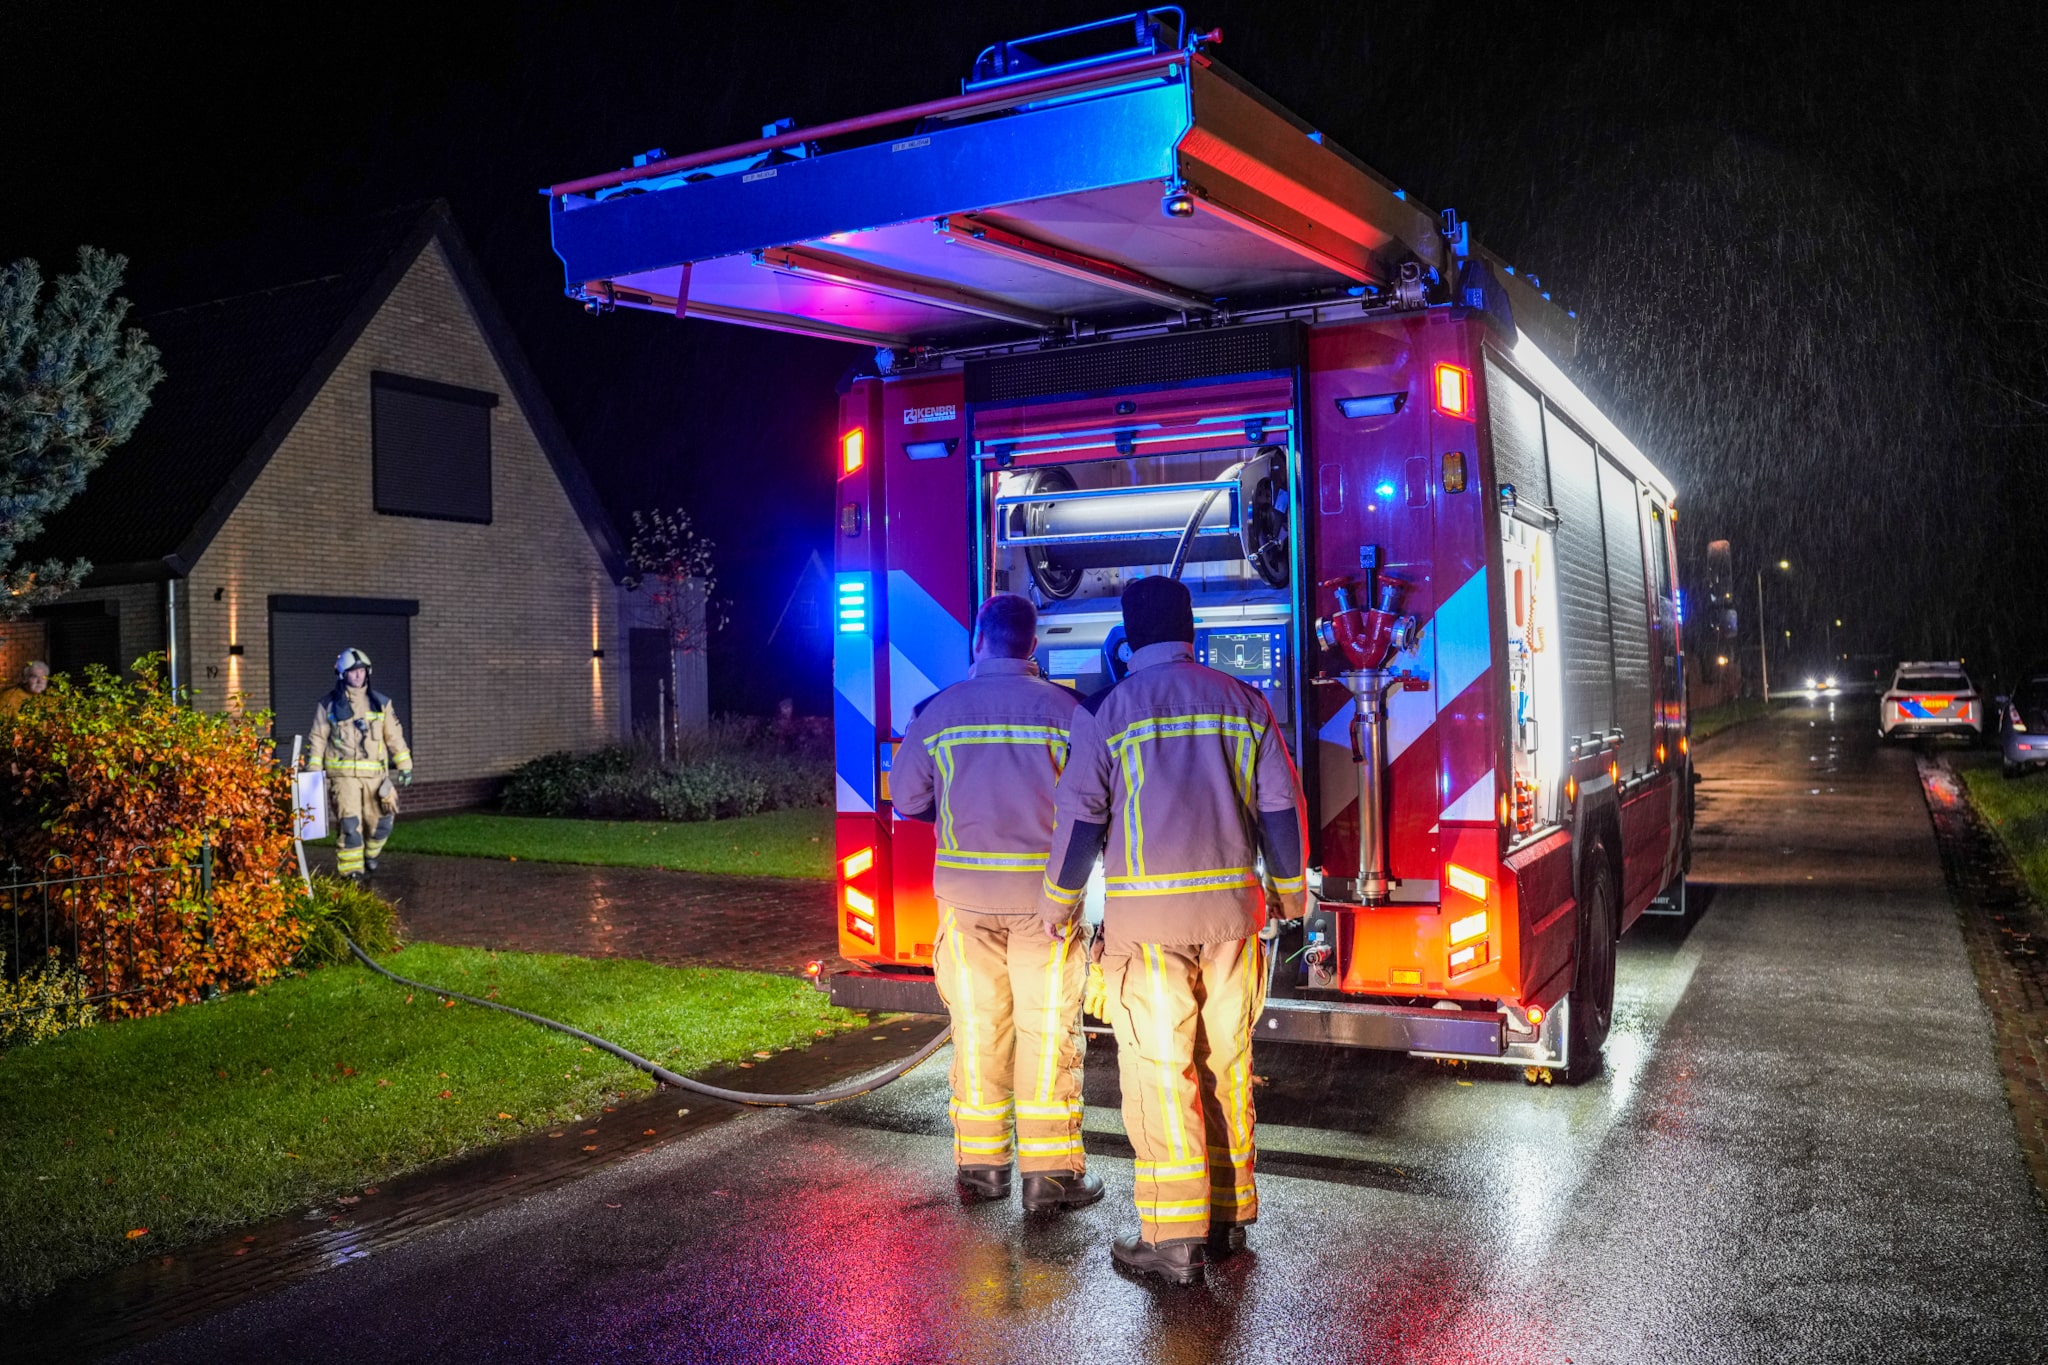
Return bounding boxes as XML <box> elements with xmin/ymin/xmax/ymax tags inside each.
<box><xmin>546</xmin><ymin>10</ymin><xmax>1690</xmax><ymax>1081</ymax></box>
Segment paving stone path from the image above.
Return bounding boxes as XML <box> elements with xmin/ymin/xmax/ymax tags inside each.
<box><xmin>314</xmin><ymin>850</ymin><xmax>840</xmax><ymax>976</ymax></box>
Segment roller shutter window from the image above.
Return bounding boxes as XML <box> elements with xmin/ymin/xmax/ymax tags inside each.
<box><xmin>371</xmin><ymin>372</ymin><xmax>495</xmax><ymax>523</ymax></box>
<box><xmin>1483</xmin><ymin>359</ymin><xmax>1548</xmax><ymax>507</ymax></box>
<box><xmin>1646</xmin><ymin>503</ymin><xmax>1683</xmax><ymax>707</ymax></box>
<box><xmin>268</xmin><ymin>599</ymin><xmax>414</xmax><ymax>764</ymax></box>
<box><xmin>37</xmin><ymin>602</ymin><xmax>122</xmax><ymax>678</ymax></box>
<box><xmin>1599</xmin><ymin>456</ymin><xmax>1653</xmax><ymax>776</ymax></box>
<box><xmin>1542</xmin><ymin>406</ymin><xmax>1613</xmax><ymax>748</ymax></box>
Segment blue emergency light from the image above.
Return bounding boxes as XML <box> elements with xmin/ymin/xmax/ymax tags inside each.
<box><xmin>835</xmin><ymin>573</ymin><xmax>870</xmax><ymax>633</ymax></box>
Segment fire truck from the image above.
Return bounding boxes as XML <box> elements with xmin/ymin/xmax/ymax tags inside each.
<box><xmin>545</xmin><ymin>11</ymin><xmax>1691</xmax><ymax>1081</ymax></box>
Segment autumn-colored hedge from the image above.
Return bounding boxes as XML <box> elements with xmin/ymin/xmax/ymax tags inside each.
<box><xmin>0</xmin><ymin>657</ymin><xmax>300</xmax><ymax>1015</ymax></box>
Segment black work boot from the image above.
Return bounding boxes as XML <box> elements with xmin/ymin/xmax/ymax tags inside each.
<box><xmin>1020</xmin><ymin>1170</ymin><xmax>1104</xmax><ymax>1212</ymax></box>
<box><xmin>1111</xmin><ymin>1234</ymin><xmax>1206</xmax><ymax>1285</ymax></box>
<box><xmin>364</xmin><ymin>857</ymin><xmax>379</xmax><ymax>874</ymax></box>
<box><xmin>1206</xmin><ymin>1223</ymin><xmax>1249</xmax><ymax>1259</ymax></box>
<box><xmin>955</xmin><ymin>1166</ymin><xmax>1012</xmax><ymax>1204</ymax></box>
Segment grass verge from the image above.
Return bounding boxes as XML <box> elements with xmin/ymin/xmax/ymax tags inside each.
<box><xmin>0</xmin><ymin>944</ymin><xmax>863</xmax><ymax>1305</ymax></box>
<box><xmin>382</xmin><ymin>807</ymin><xmax>832</xmax><ymax>879</ymax></box>
<box><xmin>1690</xmin><ymin>697</ymin><xmax>1770</xmax><ymax>743</ymax></box>
<box><xmin>1956</xmin><ymin>752</ymin><xmax>2048</xmax><ymax>906</ymax></box>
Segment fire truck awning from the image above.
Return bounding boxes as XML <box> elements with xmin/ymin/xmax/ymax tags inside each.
<box><xmin>546</xmin><ymin>53</ymin><xmax>1570</xmax><ymax>353</ymax></box>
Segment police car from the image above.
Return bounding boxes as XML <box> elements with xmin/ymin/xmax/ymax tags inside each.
<box><xmin>1879</xmin><ymin>662</ymin><xmax>1982</xmax><ymax>742</ymax></box>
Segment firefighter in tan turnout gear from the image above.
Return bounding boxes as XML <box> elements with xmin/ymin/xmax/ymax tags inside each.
<box><xmin>1040</xmin><ymin>576</ymin><xmax>1308</xmax><ymax>1285</ymax></box>
<box><xmin>306</xmin><ymin>648</ymin><xmax>413</xmax><ymax>878</ymax></box>
<box><xmin>891</xmin><ymin>594</ymin><xmax>1102</xmax><ymax>1213</ymax></box>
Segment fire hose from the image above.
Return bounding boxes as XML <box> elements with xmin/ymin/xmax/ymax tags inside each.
<box><xmin>342</xmin><ymin>935</ymin><xmax>951</xmax><ymax>1107</ymax></box>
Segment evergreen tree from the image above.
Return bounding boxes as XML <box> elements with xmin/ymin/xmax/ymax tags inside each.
<box><xmin>0</xmin><ymin>247</ymin><xmax>162</xmax><ymax>613</ymax></box>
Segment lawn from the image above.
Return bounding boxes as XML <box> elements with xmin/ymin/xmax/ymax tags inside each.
<box><xmin>1956</xmin><ymin>753</ymin><xmax>2048</xmax><ymax>905</ymax></box>
<box><xmin>382</xmin><ymin>807</ymin><xmax>833</xmax><ymax>880</ymax></box>
<box><xmin>0</xmin><ymin>945</ymin><xmax>864</xmax><ymax>1305</ymax></box>
<box><xmin>1690</xmin><ymin>696</ymin><xmax>1771</xmax><ymax>743</ymax></box>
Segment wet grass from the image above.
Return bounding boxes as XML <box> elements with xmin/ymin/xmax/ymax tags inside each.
<box><xmin>1690</xmin><ymin>696</ymin><xmax>1771</xmax><ymax>742</ymax></box>
<box><xmin>0</xmin><ymin>944</ymin><xmax>864</xmax><ymax>1306</ymax></box>
<box><xmin>1956</xmin><ymin>752</ymin><xmax>2048</xmax><ymax>905</ymax></box>
<box><xmin>383</xmin><ymin>808</ymin><xmax>833</xmax><ymax>879</ymax></box>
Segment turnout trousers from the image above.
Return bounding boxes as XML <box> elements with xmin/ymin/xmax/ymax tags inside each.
<box><xmin>329</xmin><ymin>773</ymin><xmax>396</xmax><ymax>875</ymax></box>
<box><xmin>1100</xmin><ymin>936</ymin><xmax>1266</xmax><ymax>1245</ymax></box>
<box><xmin>931</xmin><ymin>902</ymin><xmax>1087</xmax><ymax>1174</ymax></box>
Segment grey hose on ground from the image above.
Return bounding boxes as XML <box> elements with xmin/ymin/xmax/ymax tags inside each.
<box><xmin>344</xmin><ymin>936</ymin><xmax>951</xmax><ymax>1108</ymax></box>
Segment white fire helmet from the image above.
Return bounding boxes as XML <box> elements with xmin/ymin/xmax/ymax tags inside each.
<box><xmin>335</xmin><ymin>647</ymin><xmax>374</xmax><ymax>679</ymax></box>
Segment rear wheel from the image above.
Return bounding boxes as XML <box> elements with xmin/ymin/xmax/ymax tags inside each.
<box><xmin>1564</xmin><ymin>848</ymin><xmax>1618</xmax><ymax>1085</ymax></box>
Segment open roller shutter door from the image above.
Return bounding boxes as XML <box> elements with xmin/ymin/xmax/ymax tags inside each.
<box><xmin>269</xmin><ymin>599</ymin><xmax>415</xmax><ymax>764</ymax></box>
<box><xmin>1599</xmin><ymin>455</ymin><xmax>1653</xmax><ymax>776</ymax></box>
<box><xmin>1542</xmin><ymin>407</ymin><xmax>1613</xmax><ymax>750</ymax></box>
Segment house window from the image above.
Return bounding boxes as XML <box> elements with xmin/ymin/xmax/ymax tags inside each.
<box><xmin>371</xmin><ymin>372</ymin><xmax>496</xmax><ymax>523</ymax></box>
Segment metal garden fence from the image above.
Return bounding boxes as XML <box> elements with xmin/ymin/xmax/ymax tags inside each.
<box><xmin>0</xmin><ymin>837</ymin><xmax>212</xmax><ymax>1021</ymax></box>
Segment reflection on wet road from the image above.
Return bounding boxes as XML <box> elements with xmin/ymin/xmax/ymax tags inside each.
<box><xmin>127</xmin><ymin>701</ymin><xmax>2048</xmax><ymax>1363</ymax></box>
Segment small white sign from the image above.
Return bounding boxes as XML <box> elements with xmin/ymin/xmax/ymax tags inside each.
<box><xmin>904</xmin><ymin>404</ymin><xmax>957</xmax><ymax>426</ymax></box>
<box><xmin>742</xmin><ymin>168</ymin><xmax>777</xmax><ymax>183</ymax></box>
<box><xmin>891</xmin><ymin>137</ymin><xmax>931</xmax><ymax>153</ymax></box>
<box><xmin>295</xmin><ymin>770</ymin><xmax>328</xmax><ymax>842</ymax></box>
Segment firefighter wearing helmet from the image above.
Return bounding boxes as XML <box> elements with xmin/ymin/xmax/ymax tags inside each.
<box><xmin>306</xmin><ymin>647</ymin><xmax>412</xmax><ymax>878</ymax></box>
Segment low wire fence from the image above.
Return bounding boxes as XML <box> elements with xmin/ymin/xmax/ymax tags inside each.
<box><xmin>0</xmin><ymin>838</ymin><xmax>213</xmax><ymax>1023</ymax></box>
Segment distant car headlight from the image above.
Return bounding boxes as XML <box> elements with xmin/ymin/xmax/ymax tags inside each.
<box><xmin>1824</xmin><ymin>676</ymin><xmax>1837</xmax><ymax>689</ymax></box>
<box><xmin>1804</xmin><ymin>677</ymin><xmax>1817</xmax><ymax>690</ymax></box>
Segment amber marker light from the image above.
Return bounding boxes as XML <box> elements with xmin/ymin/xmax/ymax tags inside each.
<box><xmin>840</xmin><ymin>847</ymin><xmax>875</xmax><ymax>880</ymax></box>
<box><xmin>1527</xmin><ymin>1004</ymin><xmax>1545</xmax><ymax>1025</ymax></box>
<box><xmin>840</xmin><ymin>427</ymin><xmax>866</xmax><ymax>476</ymax></box>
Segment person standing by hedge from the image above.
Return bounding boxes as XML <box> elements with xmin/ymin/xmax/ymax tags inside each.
<box><xmin>306</xmin><ymin>648</ymin><xmax>411</xmax><ymax>878</ymax></box>
<box><xmin>0</xmin><ymin>660</ymin><xmax>50</xmax><ymax>716</ymax></box>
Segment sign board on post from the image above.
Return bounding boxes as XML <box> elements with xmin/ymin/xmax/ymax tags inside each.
<box><xmin>295</xmin><ymin>769</ymin><xmax>328</xmax><ymax>842</ymax></box>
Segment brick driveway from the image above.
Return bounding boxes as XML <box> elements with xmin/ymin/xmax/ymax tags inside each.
<box><xmin>316</xmin><ymin>850</ymin><xmax>839</xmax><ymax>976</ymax></box>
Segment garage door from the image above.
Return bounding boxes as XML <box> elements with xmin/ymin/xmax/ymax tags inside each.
<box><xmin>269</xmin><ymin>595</ymin><xmax>416</xmax><ymax>762</ymax></box>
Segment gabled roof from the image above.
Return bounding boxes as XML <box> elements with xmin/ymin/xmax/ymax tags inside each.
<box><xmin>28</xmin><ymin>202</ymin><xmax>626</xmax><ymax>583</ymax></box>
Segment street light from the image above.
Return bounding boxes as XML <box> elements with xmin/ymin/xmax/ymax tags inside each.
<box><xmin>1757</xmin><ymin>559</ymin><xmax>1791</xmax><ymax>700</ymax></box>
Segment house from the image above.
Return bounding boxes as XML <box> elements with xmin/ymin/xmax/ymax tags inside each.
<box><xmin>24</xmin><ymin>203</ymin><xmax>687</xmax><ymax>810</ymax></box>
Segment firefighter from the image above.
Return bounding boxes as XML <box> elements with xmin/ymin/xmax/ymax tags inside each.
<box><xmin>1040</xmin><ymin>576</ymin><xmax>1307</xmax><ymax>1285</ymax></box>
<box><xmin>891</xmin><ymin>594</ymin><xmax>1101</xmax><ymax>1213</ymax></box>
<box><xmin>306</xmin><ymin>648</ymin><xmax>412</xmax><ymax>878</ymax></box>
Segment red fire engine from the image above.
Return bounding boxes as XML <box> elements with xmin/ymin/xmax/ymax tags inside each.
<box><xmin>545</xmin><ymin>11</ymin><xmax>1690</xmax><ymax>1080</ymax></box>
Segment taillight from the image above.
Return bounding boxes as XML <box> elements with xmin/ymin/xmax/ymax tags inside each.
<box><xmin>840</xmin><ymin>846</ymin><xmax>875</xmax><ymax>879</ymax></box>
<box><xmin>1432</xmin><ymin>362</ymin><xmax>1473</xmax><ymax>419</ymax></box>
<box><xmin>2011</xmin><ymin>704</ymin><xmax>2027</xmax><ymax>733</ymax></box>
<box><xmin>1448</xmin><ymin>910</ymin><xmax>1487</xmax><ymax>946</ymax></box>
<box><xmin>840</xmin><ymin>427</ymin><xmax>865</xmax><ymax>476</ymax></box>
<box><xmin>1445</xmin><ymin>862</ymin><xmax>1489</xmax><ymax>902</ymax></box>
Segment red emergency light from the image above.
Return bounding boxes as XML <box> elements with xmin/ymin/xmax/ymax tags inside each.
<box><xmin>1433</xmin><ymin>363</ymin><xmax>1473</xmax><ymax>419</ymax></box>
<box><xmin>841</xmin><ymin>428</ymin><xmax>866</xmax><ymax>476</ymax></box>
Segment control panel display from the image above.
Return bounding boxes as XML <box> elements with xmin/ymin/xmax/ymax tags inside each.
<box><xmin>1199</xmin><ymin>627</ymin><xmax>1288</xmax><ymax>691</ymax></box>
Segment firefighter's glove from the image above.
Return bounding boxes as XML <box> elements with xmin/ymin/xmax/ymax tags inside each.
<box><xmin>1277</xmin><ymin>888</ymin><xmax>1308</xmax><ymax>922</ymax></box>
<box><xmin>1083</xmin><ymin>961</ymin><xmax>1108</xmax><ymax>1022</ymax></box>
<box><xmin>395</xmin><ymin>769</ymin><xmax>413</xmax><ymax>788</ymax></box>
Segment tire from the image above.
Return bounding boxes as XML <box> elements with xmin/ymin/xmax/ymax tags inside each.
<box><xmin>1564</xmin><ymin>847</ymin><xmax>1618</xmax><ymax>1085</ymax></box>
<box><xmin>2004</xmin><ymin>761</ymin><xmax>2022</xmax><ymax>780</ymax></box>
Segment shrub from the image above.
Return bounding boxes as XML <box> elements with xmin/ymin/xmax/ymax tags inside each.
<box><xmin>293</xmin><ymin>875</ymin><xmax>402</xmax><ymax>969</ymax></box>
<box><xmin>0</xmin><ymin>948</ymin><xmax>96</xmax><ymax>1048</ymax></box>
<box><xmin>0</xmin><ymin>656</ymin><xmax>300</xmax><ymax>1014</ymax></box>
<box><xmin>501</xmin><ymin>715</ymin><xmax>830</xmax><ymax>822</ymax></box>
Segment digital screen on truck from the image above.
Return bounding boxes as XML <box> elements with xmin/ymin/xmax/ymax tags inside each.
<box><xmin>1203</xmin><ymin>630</ymin><xmax>1284</xmax><ymax>688</ymax></box>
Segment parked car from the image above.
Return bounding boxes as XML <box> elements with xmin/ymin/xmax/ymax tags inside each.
<box><xmin>1999</xmin><ymin>674</ymin><xmax>2048</xmax><ymax>778</ymax></box>
<box><xmin>1879</xmin><ymin>662</ymin><xmax>1982</xmax><ymax>742</ymax></box>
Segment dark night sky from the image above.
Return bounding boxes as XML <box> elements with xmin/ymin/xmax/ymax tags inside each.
<box><xmin>6</xmin><ymin>1</ymin><xmax>2045</xmax><ymax>703</ymax></box>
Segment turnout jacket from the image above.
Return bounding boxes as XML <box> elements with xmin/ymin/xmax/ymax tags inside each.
<box><xmin>306</xmin><ymin>684</ymin><xmax>411</xmax><ymax>777</ymax></box>
<box><xmin>891</xmin><ymin>656</ymin><xmax>1081</xmax><ymax>915</ymax></box>
<box><xmin>1040</xmin><ymin>641</ymin><xmax>1306</xmax><ymax>948</ymax></box>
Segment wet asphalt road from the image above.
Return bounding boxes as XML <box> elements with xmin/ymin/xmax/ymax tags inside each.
<box><xmin>124</xmin><ymin>700</ymin><xmax>2048</xmax><ymax>1364</ymax></box>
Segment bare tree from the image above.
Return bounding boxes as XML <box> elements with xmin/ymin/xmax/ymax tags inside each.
<box><xmin>626</xmin><ymin>507</ymin><xmax>726</xmax><ymax>754</ymax></box>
